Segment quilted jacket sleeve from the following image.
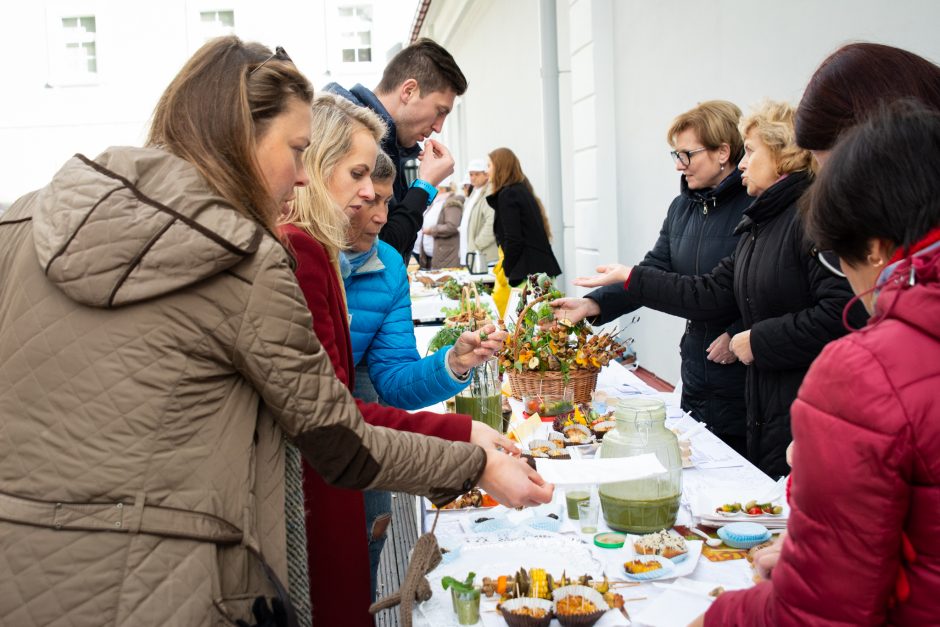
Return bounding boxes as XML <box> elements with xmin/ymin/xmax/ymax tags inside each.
<box><xmin>232</xmin><ymin>244</ymin><xmax>484</xmax><ymax>504</ymax></box>
<box><xmin>365</xmin><ymin>261</ymin><xmax>469</xmax><ymax>409</ymax></box>
<box><xmin>749</xmin><ymin>252</ymin><xmax>856</xmax><ymax>371</ymax></box>
<box><xmin>586</xmin><ymin>207</ymin><xmax>677</xmax><ymax>325</ymax></box>
<box><xmin>622</xmin><ymin>255</ymin><xmax>739</xmax><ymax>322</ymax></box>
<box><xmin>706</xmin><ymin>337</ymin><xmax>910</xmax><ymax>625</ymax></box>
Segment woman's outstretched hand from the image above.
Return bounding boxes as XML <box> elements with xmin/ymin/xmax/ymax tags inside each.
<box><xmin>572</xmin><ymin>264</ymin><xmax>633</xmax><ymax>289</ymax></box>
<box><xmin>549</xmin><ymin>297</ymin><xmax>601</xmax><ymax>324</ymax></box>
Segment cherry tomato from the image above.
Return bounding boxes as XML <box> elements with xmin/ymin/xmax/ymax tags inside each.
<box><xmin>747</xmin><ymin>506</ymin><xmax>763</xmax><ymax>515</ymax></box>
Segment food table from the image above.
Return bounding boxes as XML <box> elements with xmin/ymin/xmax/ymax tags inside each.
<box><xmin>408</xmin><ymin>324</ymin><xmax>784</xmax><ymax>627</ymax></box>
<box><xmin>409</xmin><ymin>269</ymin><xmax>496</xmax><ymax>324</ymax></box>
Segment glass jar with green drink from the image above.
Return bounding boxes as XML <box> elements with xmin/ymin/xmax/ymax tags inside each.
<box><xmin>598</xmin><ymin>398</ymin><xmax>682</xmax><ymax>533</ymax></box>
<box><xmin>454</xmin><ymin>357</ymin><xmax>503</xmax><ymax>432</ymax></box>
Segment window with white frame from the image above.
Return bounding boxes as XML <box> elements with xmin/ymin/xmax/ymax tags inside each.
<box><xmin>199</xmin><ymin>9</ymin><xmax>236</xmax><ymax>40</ymax></box>
<box><xmin>338</xmin><ymin>5</ymin><xmax>373</xmax><ymax>63</ymax></box>
<box><xmin>60</xmin><ymin>16</ymin><xmax>97</xmax><ymax>79</ymax></box>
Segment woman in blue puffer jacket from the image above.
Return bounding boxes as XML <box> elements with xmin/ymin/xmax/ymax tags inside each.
<box><xmin>343</xmin><ymin>151</ymin><xmax>516</xmax><ymax>599</ymax></box>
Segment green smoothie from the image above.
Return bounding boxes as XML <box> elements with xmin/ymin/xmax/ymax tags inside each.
<box><xmin>565</xmin><ymin>490</ymin><xmax>591</xmax><ymax>519</ymax></box>
<box><xmin>455</xmin><ymin>394</ymin><xmax>503</xmax><ymax>432</ymax></box>
<box><xmin>599</xmin><ymin>493</ymin><xmax>680</xmax><ymax>533</ymax></box>
<box><xmin>451</xmin><ymin>588</ymin><xmax>481</xmax><ymax>625</ymax></box>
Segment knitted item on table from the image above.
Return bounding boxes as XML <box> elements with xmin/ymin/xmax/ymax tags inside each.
<box><xmin>369</xmin><ymin>510</ymin><xmax>443</xmax><ymax>627</ymax></box>
<box><xmin>284</xmin><ymin>440</ymin><xmax>313</xmax><ymax>627</ymax></box>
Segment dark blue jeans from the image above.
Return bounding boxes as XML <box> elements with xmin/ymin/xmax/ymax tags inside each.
<box><xmin>364</xmin><ymin>489</ymin><xmax>392</xmax><ymax>601</ymax></box>
<box><xmin>354</xmin><ymin>363</ymin><xmax>393</xmax><ymax>601</ymax></box>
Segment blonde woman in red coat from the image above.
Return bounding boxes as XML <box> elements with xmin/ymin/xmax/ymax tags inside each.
<box><xmin>281</xmin><ymin>93</ymin><xmax>549</xmax><ymax>626</ymax></box>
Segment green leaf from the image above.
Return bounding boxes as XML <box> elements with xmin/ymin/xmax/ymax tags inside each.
<box><xmin>441</xmin><ymin>572</ymin><xmax>476</xmax><ymax>593</ymax></box>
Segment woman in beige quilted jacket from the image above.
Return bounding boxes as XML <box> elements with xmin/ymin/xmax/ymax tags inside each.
<box><xmin>0</xmin><ymin>36</ymin><xmax>552</xmax><ymax>627</ymax></box>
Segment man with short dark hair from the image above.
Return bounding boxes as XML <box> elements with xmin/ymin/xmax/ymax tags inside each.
<box><xmin>325</xmin><ymin>38</ymin><xmax>467</xmax><ymax>258</ymax></box>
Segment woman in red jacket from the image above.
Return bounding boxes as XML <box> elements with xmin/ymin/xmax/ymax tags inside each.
<box><xmin>280</xmin><ymin>94</ymin><xmax>548</xmax><ymax>626</ymax></box>
<box><xmin>700</xmin><ymin>102</ymin><xmax>940</xmax><ymax>626</ymax></box>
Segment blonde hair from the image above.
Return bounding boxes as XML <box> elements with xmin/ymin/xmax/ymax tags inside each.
<box><xmin>739</xmin><ymin>100</ymin><xmax>814</xmax><ymax>175</ymax></box>
<box><xmin>487</xmin><ymin>147</ymin><xmax>553</xmax><ymax>240</ymax></box>
<box><xmin>284</xmin><ymin>93</ymin><xmax>387</xmax><ymax>261</ymax></box>
<box><xmin>667</xmin><ymin>100</ymin><xmax>744</xmax><ymax>161</ymax></box>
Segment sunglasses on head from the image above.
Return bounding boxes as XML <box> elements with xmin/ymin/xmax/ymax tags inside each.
<box><xmin>249</xmin><ymin>46</ymin><xmax>291</xmax><ymax>76</ymax></box>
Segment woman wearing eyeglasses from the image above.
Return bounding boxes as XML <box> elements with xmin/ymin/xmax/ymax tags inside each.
<box><xmin>552</xmin><ymin>101</ymin><xmax>751</xmax><ymax>456</ymax></box>
<box><xmin>574</xmin><ymin>101</ymin><xmax>864</xmax><ymax>479</ymax></box>
<box><xmin>0</xmin><ymin>36</ymin><xmax>551</xmax><ymax>626</ymax></box>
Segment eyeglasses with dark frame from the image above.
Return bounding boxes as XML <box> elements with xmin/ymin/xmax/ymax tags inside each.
<box><xmin>811</xmin><ymin>246</ymin><xmax>847</xmax><ymax>279</ymax></box>
<box><xmin>669</xmin><ymin>147</ymin><xmax>708</xmax><ymax>167</ymax></box>
<box><xmin>249</xmin><ymin>46</ymin><xmax>292</xmax><ymax>76</ymax></box>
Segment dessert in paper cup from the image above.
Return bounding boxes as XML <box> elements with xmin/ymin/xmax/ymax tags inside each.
<box><xmin>551</xmin><ymin>584</ymin><xmax>608</xmax><ymax>627</ymax></box>
<box><xmin>499</xmin><ymin>597</ymin><xmax>554</xmax><ymax>627</ymax></box>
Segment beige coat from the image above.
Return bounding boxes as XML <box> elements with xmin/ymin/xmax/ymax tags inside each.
<box><xmin>420</xmin><ymin>194</ymin><xmax>463</xmax><ymax>269</ymax></box>
<box><xmin>0</xmin><ymin>147</ymin><xmax>485</xmax><ymax>626</ymax></box>
<box><xmin>465</xmin><ymin>189</ymin><xmax>498</xmax><ymax>265</ymax></box>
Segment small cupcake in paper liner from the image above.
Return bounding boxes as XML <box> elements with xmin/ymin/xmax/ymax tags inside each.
<box><xmin>499</xmin><ymin>597</ymin><xmax>554</xmax><ymax>627</ymax></box>
<box><xmin>551</xmin><ymin>585</ymin><xmax>608</xmax><ymax>627</ymax></box>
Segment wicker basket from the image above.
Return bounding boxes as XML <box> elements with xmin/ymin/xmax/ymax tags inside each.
<box><xmin>505</xmin><ymin>293</ymin><xmax>599</xmax><ymax>405</ymax></box>
<box><xmin>507</xmin><ymin>369</ymin><xmax>597</xmax><ymax>405</ymax></box>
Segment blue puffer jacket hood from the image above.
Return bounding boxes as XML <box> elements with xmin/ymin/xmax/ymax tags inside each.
<box><xmin>344</xmin><ymin>240</ymin><xmax>468</xmax><ymax>409</ymax></box>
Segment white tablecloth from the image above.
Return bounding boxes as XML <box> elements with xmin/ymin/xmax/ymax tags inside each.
<box><xmin>408</xmin><ymin>336</ymin><xmax>777</xmax><ymax>626</ymax></box>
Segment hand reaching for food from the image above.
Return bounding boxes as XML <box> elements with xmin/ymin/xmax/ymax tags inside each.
<box><xmin>548</xmin><ymin>297</ymin><xmax>601</xmax><ymax>324</ymax></box>
<box><xmin>470</xmin><ymin>421</ymin><xmax>520</xmax><ymax>456</ymax></box>
<box><xmin>478</xmin><ymin>450</ymin><xmax>554</xmax><ymax>508</ymax></box>
<box><xmin>572</xmin><ymin>264</ymin><xmax>633</xmax><ymax>289</ymax></box>
<box><xmin>448</xmin><ymin>324</ymin><xmax>507</xmax><ymax>375</ymax></box>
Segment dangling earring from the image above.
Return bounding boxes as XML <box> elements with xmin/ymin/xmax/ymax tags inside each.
<box><xmin>720</xmin><ymin>163</ymin><xmax>725</xmax><ymax>172</ymax></box>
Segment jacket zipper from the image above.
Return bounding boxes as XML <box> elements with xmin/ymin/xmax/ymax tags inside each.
<box><xmin>693</xmin><ymin>197</ymin><xmax>714</xmax><ymax>274</ymax></box>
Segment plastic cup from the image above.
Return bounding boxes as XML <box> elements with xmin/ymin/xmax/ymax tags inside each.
<box><xmin>565</xmin><ymin>486</ymin><xmax>591</xmax><ymax>519</ymax></box>
<box><xmin>578</xmin><ymin>500</ymin><xmax>599</xmax><ymax>534</ymax></box>
<box><xmin>452</xmin><ymin>587</ymin><xmax>481</xmax><ymax>625</ymax></box>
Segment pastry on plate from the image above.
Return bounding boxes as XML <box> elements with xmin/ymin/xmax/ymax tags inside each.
<box><xmin>633</xmin><ymin>529</ymin><xmax>689</xmax><ymax>559</ymax></box>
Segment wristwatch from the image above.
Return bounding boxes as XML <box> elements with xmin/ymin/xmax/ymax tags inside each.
<box><xmin>410</xmin><ymin>178</ymin><xmax>438</xmax><ymax>205</ymax></box>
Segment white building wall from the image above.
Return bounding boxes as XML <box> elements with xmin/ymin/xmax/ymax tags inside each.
<box><xmin>0</xmin><ymin>0</ymin><xmax>417</xmax><ymax>207</ymax></box>
<box><xmin>419</xmin><ymin>0</ymin><xmax>940</xmax><ymax>386</ymax></box>
<box><xmin>417</xmin><ymin>0</ymin><xmax>548</xmax><ymax>210</ymax></box>
<box><xmin>606</xmin><ymin>0</ymin><xmax>940</xmax><ymax>383</ymax></box>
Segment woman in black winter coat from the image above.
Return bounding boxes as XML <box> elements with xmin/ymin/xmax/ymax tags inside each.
<box><xmin>486</xmin><ymin>147</ymin><xmax>561</xmax><ymax>285</ymax></box>
<box><xmin>552</xmin><ymin>101</ymin><xmax>750</xmax><ymax>456</ymax></box>
<box><xmin>574</xmin><ymin>101</ymin><xmax>865</xmax><ymax>478</ymax></box>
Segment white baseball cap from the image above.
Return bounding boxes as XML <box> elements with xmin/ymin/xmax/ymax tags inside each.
<box><xmin>467</xmin><ymin>158</ymin><xmax>487</xmax><ymax>173</ymax></box>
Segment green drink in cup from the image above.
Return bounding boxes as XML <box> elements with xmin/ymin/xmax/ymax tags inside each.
<box><xmin>565</xmin><ymin>486</ymin><xmax>591</xmax><ymax>519</ymax></box>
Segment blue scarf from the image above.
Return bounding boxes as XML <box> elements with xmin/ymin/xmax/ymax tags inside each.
<box><xmin>340</xmin><ymin>241</ymin><xmax>379</xmax><ymax>279</ymax></box>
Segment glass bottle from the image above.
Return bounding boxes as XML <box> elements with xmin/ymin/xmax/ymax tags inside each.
<box><xmin>598</xmin><ymin>398</ymin><xmax>682</xmax><ymax>532</ymax></box>
<box><xmin>454</xmin><ymin>357</ymin><xmax>503</xmax><ymax>432</ymax></box>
